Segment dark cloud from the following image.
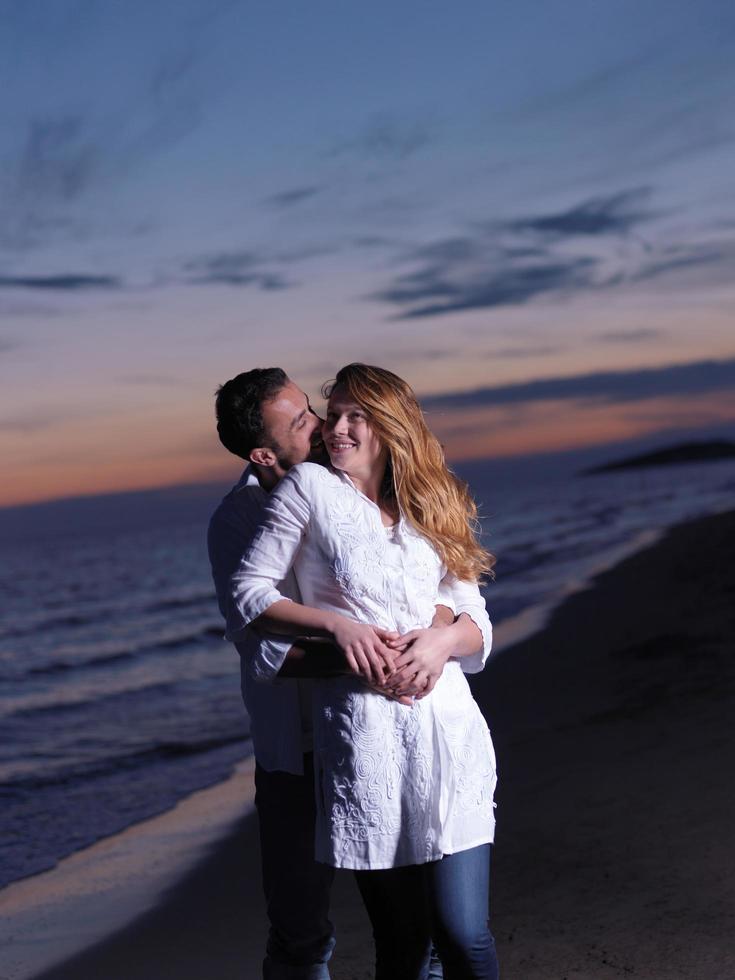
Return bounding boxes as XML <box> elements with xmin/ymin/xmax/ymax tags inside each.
<box><xmin>507</xmin><ymin>188</ymin><xmax>655</xmax><ymax>238</ymax></box>
<box><xmin>599</xmin><ymin>328</ymin><xmax>662</xmax><ymax>343</ymax></box>
<box><xmin>0</xmin><ymin>274</ymin><xmax>120</xmax><ymax>291</ymax></box>
<box><xmin>273</xmin><ymin>244</ymin><xmax>339</xmax><ymax>263</ymax></box>
<box><xmin>374</xmin><ymin>256</ymin><xmax>599</xmax><ymax>319</ymax></box>
<box><xmin>509</xmin><ymin>50</ymin><xmax>659</xmax><ymax>123</ymax></box>
<box><xmin>370</xmin><ymin>184</ymin><xmax>735</xmax><ymax>318</ymax></box>
<box><xmin>264</xmin><ymin>186</ymin><xmax>322</xmax><ymax>208</ymax></box>
<box><xmin>115</xmin><ymin>374</ymin><xmax>185</xmax><ymax>386</ymax></box>
<box><xmin>18</xmin><ymin>116</ymin><xmax>97</xmax><ymax>202</ymax></box>
<box><xmin>183</xmin><ymin>251</ymin><xmax>291</xmax><ymax>290</ymax></box>
<box><xmin>631</xmin><ymin>242</ymin><xmax>733</xmax><ymax>283</ymax></box>
<box><xmin>491</xmin><ymin>345</ymin><xmax>564</xmax><ymax>359</ymax></box>
<box><xmin>0</xmin><ymin>413</ymin><xmax>53</xmax><ymax>434</ymax></box>
<box><xmin>330</xmin><ymin>116</ymin><xmax>432</xmax><ymax>160</ymax></box>
<box><xmin>352</xmin><ymin>235</ymin><xmax>405</xmax><ymax>251</ymax></box>
<box><xmin>0</xmin><ymin>300</ymin><xmax>66</xmax><ymax>317</ymax></box>
<box><xmin>420</xmin><ymin>358</ymin><xmax>735</xmax><ymax>411</ymax></box>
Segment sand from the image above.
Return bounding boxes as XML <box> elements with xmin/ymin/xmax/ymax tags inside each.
<box><xmin>14</xmin><ymin>509</ymin><xmax>735</xmax><ymax>980</ymax></box>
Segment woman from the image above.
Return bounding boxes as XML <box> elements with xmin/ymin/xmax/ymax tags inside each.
<box><xmin>231</xmin><ymin>364</ymin><xmax>498</xmax><ymax>979</ymax></box>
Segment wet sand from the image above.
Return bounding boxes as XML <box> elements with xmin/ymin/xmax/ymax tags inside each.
<box><xmin>27</xmin><ymin>509</ymin><xmax>735</xmax><ymax>980</ymax></box>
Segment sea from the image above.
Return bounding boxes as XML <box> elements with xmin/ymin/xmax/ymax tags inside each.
<box><xmin>1</xmin><ymin>452</ymin><xmax>734</xmax><ymax>890</ymax></box>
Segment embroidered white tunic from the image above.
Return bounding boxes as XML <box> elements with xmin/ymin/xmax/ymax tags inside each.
<box><xmin>230</xmin><ymin>462</ymin><xmax>498</xmax><ymax>870</ymax></box>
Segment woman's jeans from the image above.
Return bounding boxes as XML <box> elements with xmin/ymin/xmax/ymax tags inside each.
<box><xmin>354</xmin><ymin>844</ymin><xmax>498</xmax><ymax>980</ymax></box>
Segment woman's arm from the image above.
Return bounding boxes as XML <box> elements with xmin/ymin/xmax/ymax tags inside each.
<box><xmin>385</xmin><ymin>573</ymin><xmax>492</xmax><ymax>696</ymax></box>
<box><xmin>228</xmin><ymin>466</ymin><xmax>395</xmax><ymax>685</ymax></box>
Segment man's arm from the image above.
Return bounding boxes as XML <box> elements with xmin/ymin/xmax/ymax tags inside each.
<box><xmin>277</xmin><ymin>638</ymin><xmax>352</xmax><ymax>678</ymax></box>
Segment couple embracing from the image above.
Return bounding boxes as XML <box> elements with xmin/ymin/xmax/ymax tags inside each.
<box><xmin>208</xmin><ymin>363</ymin><xmax>499</xmax><ymax>980</ymax></box>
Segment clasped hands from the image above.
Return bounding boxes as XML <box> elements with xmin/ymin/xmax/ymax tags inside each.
<box><xmin>330</xmin><ymin>616</ymin><xmax>454</xmax><ymax>705</ymax></box>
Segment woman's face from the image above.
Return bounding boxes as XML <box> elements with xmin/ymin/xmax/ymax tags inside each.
<box><xmin>324</xmin><ymin>387</ymin><xmax>386</xmax><ymax>479</ymax></box>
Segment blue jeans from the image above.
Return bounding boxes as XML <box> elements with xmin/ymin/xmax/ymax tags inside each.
<box><xmin>354</xmin><ymin>844</ymin><xmax>498</xmax><ymax>980</ymax></box>
<box><xmin>255</xmin><ymin>755</ymin><xmax>336</xmax><ymax>980</ymax></box>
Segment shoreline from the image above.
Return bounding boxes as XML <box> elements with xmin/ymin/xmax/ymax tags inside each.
<box><xmin>0</xmin><ymin>758</ymin><xmax>258</xmax><ymax>980</ymax></box>
<box><xmin>3</xmin><ymin>508</ymin><xmax>734</xmax><ymax>979</ymax></box>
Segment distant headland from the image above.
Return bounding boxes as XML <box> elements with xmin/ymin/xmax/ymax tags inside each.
<box><xmin>582</xmin><ymin>439</ymin><xmax>735</xmax><ymax>475</ymax></box>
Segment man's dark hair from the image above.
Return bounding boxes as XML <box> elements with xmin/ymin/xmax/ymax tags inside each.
<box><xmin>215</xmin><ymin>367</ymin><xmax>289</xmax><ymax>460</ymax></box>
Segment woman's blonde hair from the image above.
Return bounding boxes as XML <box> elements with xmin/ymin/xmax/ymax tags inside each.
<box><xmin>323</xmin><ymin>363</ymin><xmax>494</xmax><ymax>582</ymax></box>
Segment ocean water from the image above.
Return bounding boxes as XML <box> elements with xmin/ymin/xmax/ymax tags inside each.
<box><xmin>1</xmin><ymin>457</ymin><xmax>734</xmax><ymax>889</ymax></box>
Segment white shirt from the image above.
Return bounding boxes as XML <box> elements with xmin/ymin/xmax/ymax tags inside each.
<box><xmin>230</xmin><ymin>462</ymin><xmax>497</xmax><ymax>870</ymax></box>
<box><xmin>208</xmin><ymin>466</ymin><xmax>312</xmax><ymax>775</ymax></box>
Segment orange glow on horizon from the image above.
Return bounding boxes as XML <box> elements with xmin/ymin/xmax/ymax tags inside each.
<box><xmin>3</xmin><ymin>390</ymin><xmax>735</xmax><ymax>509</ymax></box>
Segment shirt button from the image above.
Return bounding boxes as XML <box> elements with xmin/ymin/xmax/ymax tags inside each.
<box><xmin>399</xmin><ymin>604</ymin><xmax>407</xmax><ymax>612</ymax></box>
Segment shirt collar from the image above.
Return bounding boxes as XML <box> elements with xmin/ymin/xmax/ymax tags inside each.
<box><xmin>234</xmin><ymin>464</ymin><xmax>263</xmax><ymax>493</ymax></box>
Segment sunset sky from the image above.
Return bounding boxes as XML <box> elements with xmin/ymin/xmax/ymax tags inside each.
<box><xmin>2</xmin><ymin>0</ymin><xmax>734</xmax><ymax>507</ymax></box>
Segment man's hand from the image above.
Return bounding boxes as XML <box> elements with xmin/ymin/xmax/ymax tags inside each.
<box><xmin>384</xmin><ymin>627</ymin><xmax>454</xmax><ymax>698</ymax></box>
<box><xmin>329</xmin><ymin>616</ymin><xmax>397</xmax><ymax>685</ymax></box>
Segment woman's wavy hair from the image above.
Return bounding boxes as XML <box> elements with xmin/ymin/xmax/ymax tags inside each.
<box><xmin>323</xmin><ymin>363</ymin><xmax>494</xmax><ymax>583</ymax></box>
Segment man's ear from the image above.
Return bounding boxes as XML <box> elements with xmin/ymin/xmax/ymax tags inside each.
<box><xmin>250</xmin><ymin>447</ymin><xmax>277</xmax><ymax>467</ymax></box>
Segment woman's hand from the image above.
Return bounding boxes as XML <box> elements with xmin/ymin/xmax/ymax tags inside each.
<box><xmin>328</xmin><ymin>616</ymin><xmax>397</xmax><ymax>685</ymax></box>
<box><xmin>384</xmin><ymin>627</ymin><xmax>454</xmax><ymax>697</ymax></box>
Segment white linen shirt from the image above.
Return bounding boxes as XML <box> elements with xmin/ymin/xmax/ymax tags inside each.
<box><xmin>208</xmin><ymin>466</ymin><xmax>312</xmax><ymax>775</ymax></box>
<box><xmin>230</xmin><ymin>462</ymin><xmax>497</xmax><ymax>870</ymax></box>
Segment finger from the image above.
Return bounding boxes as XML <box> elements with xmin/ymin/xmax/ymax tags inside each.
<box><xmin>352</xmin><ymin>647</ymin><xmax>374</xmax><ymax>681</ymax></box>
<box><xmin>398</xmin><ymin>669</ymin><xmax>430</xmax><ymax>697</ymax></box>
<box><xmin>363</xmin><ymin>644</ymin><xmax>387</xmax><ymax>685</ymax></box>
<box><xmin>422</xmin><ymin>673</ymin><xmax>438</xmax><ymax>695</ymax></box>
<box><xmin>396</xmin><ymin>630</ymin><xmax>420</xmax><ymax>645</ymax></box>
<box><xmin>394</xmin><ymin>670</ymin><xmax>420</xmax><ymax>696</ymax></box>
<box><xmin>386</xmin><ymin>639</ymin><xmax>410</xmax><ymax>651</ymax></box>
<box><xmin>389</xmin><ymin>664</ymin><xmax>420</xmax><ymax>687</ymax></box>
<box><xmin>372</xmin><ymin>627</ymin><xmax>400</xmax><ymax>643</ymax></box>
<box><xmin>390</xmin><ymin>651</ymin><xmax>417</xmax><ymax>672</ymax></box>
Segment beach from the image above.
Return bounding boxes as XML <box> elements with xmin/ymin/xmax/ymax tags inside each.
<box><xmin>8</xmin><ymin>506</ymin><xmax>730</xmax><ymax>979</ymax></box>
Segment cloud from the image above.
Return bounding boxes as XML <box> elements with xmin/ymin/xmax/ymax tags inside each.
<box><xmin>506</xmin><ymin>187</ymin><xmax>655</xmax><ymax>238</ymax></box>
<box><xmin>0</xmin><ymin>274</ymin><xmax>121</xmax><ymax>291</ymax></box>
<box><xmin>115</xmin><ymin>374</ymin><xmax>186</xmax><ymax>386</ymax></box>
<box><xmin>17</xmin><ymin>116</ymin><xmax>97</xmax><ymax>202</ymax></box>
<box><xmin>264</xmin><ymin>186</ymin><xmax>322</xmax><ymax>208</ymax></box>
<box><xmin>370</xmin><ymin>185</ymin><xmax>735</xmax><ymax>318</ymax></box>
<box><xmin>631</xmin><ymin>242</ymin><xmax>735</xmax><ymax>283</ymax></box>
<box><xmin>374</xmin><ymin>255</ymin><xmax>599</xmax><ymax>319</ymax></box>
<box><xmin>182</xmin><ymin>251</ymin><xmax>291</xmax><ymax>290</ymax></box>
<box><xmin>599</xmin><ymin>328</ymin><xmax>662</xmax><ymax>343</ymax></box>
<box><xmin>420</xmin><ymin>358</ymin><xmax>735</xmax><ymax>411</ymax></box>
<box><xmin>491</xmin><ymin>345</ymin><xmax>564</xmax><ymax>359</ymax></box>
<box><xmin>330</xmin><ymin>115</ymin><xmax>432</xmax><ymax>160</ymax></box>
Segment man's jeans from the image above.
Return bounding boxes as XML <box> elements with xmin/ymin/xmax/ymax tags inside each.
<box><xmin>255</xmin><ymin>754</ymin><xmax>336</xmax><ymax>980</ymax></box>
<box><xmin>354</xmin><ymin>844</ymin><xmax>498</xmax><ymax>980</ymax></box>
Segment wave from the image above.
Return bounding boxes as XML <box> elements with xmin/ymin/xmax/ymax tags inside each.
<box><xmin>142</xmin><ymin>591</ymin><xmax>217</xmax><ymax>613</ymax></box>
<box><xmin>0</xmin><ymin>592</ymin><xmax>218</xmax><ymax>641</ymax></box>
<box><xmin>2</xmin><ymin>733</ymin><xmax>250</xmax><ymax>790</ymax></box>
<box><xmin>16</xmin><ymin>624</ymin><xmax>226</xmax><ymax>678</ymax></box>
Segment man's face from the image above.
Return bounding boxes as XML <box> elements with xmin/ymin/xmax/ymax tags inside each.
<box><xmin>259</xmin><ymin>381</ymin><xmax>325</xmax><ymax>478</ymax></box>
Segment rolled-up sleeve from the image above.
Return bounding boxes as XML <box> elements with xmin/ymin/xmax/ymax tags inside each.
<box><xmin>226</xmin><ymin>466</ymin><xmax>312</xmax><ymax>640</ymax></box>
<box><xmin>442</xmin><ymin>572</ymin><xmax>493</xmax><ymax>674</ymax></box>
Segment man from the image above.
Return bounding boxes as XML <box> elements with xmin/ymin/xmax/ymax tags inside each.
<box><xmin>209</xmin><ymin>368</ymin><xmax>338</xmax><ymax>980</ymax></box>
<box><xmin>209</xmin><ymin>367</ymin><xmax>466</xmax><ymax>979</ymax></box>
<box><xmin>209</xmin><ymin>369</ymin><xmax>417</xmax><ymax>980</ymax></box>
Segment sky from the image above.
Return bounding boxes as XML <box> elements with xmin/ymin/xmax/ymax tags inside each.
<box><xmin>1</xmin><ymin>0</ymin><xmax>734</xmax><ymax>507</ymax></box>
